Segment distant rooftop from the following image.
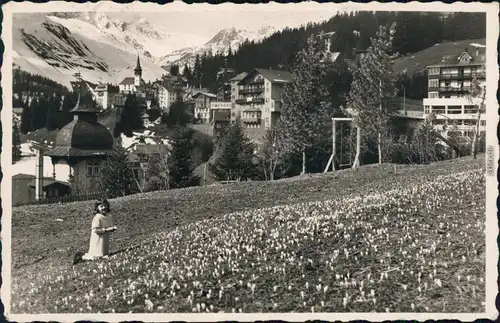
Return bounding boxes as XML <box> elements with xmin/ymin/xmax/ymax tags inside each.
<box><xmin>230</xmin><ymin>72</ymin><xmax>248</xmax><ymax>82</ymax></box>
<box><xmin>238</xmin><ymin>69</ymin><xmax>293</xmax><ymax>85</ymax></box>
<box><xmin>120</xmin><ymin>77</ymin><xmax>145</xmax><ymax>86</ymax></box>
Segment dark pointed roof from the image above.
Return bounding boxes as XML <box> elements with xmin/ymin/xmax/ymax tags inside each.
<box><xmin>69</xmin><ymin>94</ymin><xmax>101</xmax><ymax>113</ymax></box>
<box><xmin>45</xmin><ymin>117</ymin><xmax>114</xmax><ymax>158</ymax></box>
<box><xmin>135</xmin><ymin>55</ymin><xmax>142</xmax><ymax>71</ymax></box>
<box><xmin>46</xmin><ymin>93</ymin><xmax>113</xmax><ymax>158</ymax></box>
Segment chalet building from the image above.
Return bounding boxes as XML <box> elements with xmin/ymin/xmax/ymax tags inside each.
<box><xmin>211</xmin><ymin>110</ymin><xmax>231</xmax><ymax>138</ymax></box>
<box><xmin>119</xmin><ymin>55</ymin><xmax>146</xmax><ymax>96</ymax></box>
<box><xmin>155</xmin><ymin>84</ymin><xmax>173</xmax><ymax>113</ymax></box>
<box><xmin>216</xmin><ymin>65</ymin><xmax>236</xmax><ymax>102</ymax></box>
<box><xmin>233</xmin><ymin>68</ymin><xmax>292</xmax><ymax>143</ymax></box>
<box><xmin>209</xmin><ymin>101</ymin><xmax>232</xmax><ymax>129</ymax></box>
<box><xmin>89</xmin><ymin>83</ymin><xmax>119</xmax><ymax>110</ymax></box>
<box><xmin>193</xmin><ymin>91</ymin><xmax>217</xmax><ymax>124</ymax></box>
<box><xmin>45</xmin><ymin>94</ymin><xmax>114</xmax><ymax>193</ymax></box>
<box><xmin>12</xmin><ymin>173</ymin><xmax>71</xmax><ymax>206</ymax></box>
<box><xmin>422</xmin><ymin>46</ymin><xmax>486</xmax><ymax>138</ymax></box>
<box><xmin>229</xmin><ymin>72</ymin><xmax>248</xmax><ymax>121</ymax></box>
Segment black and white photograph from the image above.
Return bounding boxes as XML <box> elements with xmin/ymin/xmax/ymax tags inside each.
<box><xmin>1</xmin><ymin>1</ymin><xmax>498</xmax><ymax>321</ymax></box>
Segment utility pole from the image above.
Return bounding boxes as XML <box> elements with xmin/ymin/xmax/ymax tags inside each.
<box><xmin>403</xmin><ymin>85</ymin><xmax>406</xmax><ymax>115</ymax></box>
<box><xmin>378</xmin><ymin>79</ymin><xmax>382</xmax><ymax>164</ymax></box>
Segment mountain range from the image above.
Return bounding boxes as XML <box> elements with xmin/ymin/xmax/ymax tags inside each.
<box><xmin>13</xmin><ymin>12</ymin><xmax>281</xmax><ymax>87</ymax></box>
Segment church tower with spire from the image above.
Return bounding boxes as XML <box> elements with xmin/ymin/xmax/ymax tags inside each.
<box><xmin>134</xmin><ymin>54</ymin><xmax>142</xmax><ymax>87</ymax></box>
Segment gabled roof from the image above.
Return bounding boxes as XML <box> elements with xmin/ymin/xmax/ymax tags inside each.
<box><xmin>13</xmin><ymin>173</ymin><xmax>36</xmax><ymax>180</ymax></box>
<box><xmin>94</xmin><ymin>83</ymin><xmax>108</xmax><ymax>92</ymax></box>
<box><xmin>238</xmin><ymin>69</ymin><xmax>293</xmax><ymax>85</ymax></box>
<box><xmin>230</xmin><ymin>72</ymin><xmax>248</xmax><ymax>82</ymax></box>
<box><xmin>192</xmin><ymin>91</ymin><xmax>217</xmax><ymax>99</ymax></box>
<box><xmin>429</xmin><ymin>45</ymin><xmax>486</xmax><ymax>67</ymax></box>
<box><xmin>28</xmin><ymin>178</ymin><xmax>71</xmax><ymax>188</ymax></box>
<box><xmin>120</xmin><ymin>77</ymin><xmax>145</xmax><ymax>85</ymax></box>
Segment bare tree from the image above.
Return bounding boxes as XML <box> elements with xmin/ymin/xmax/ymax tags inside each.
<box><xmin>258</xmin><ymin>128</ymin><xmax>281</xmax><ymax>181</ymax></box>
<box><xmin>467</xmin><ymin>64</ymin><xmax>486</xmax><ymax>159</ymax></box>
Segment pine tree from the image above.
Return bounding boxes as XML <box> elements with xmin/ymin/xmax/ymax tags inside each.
<box><xmin>210</xmin><ymin>121</ymin><xmax>256</xmax><ymax>181</ymax></box>
<box><xmin>29</xmin><ymin>97</ymin><xmax>38</xmax><ymax>131</ymax></box>
<box><xmin>45</xmin><ymin>95</ymin><xmax>60</xmax><ymax>130</ymax></box>
<box><xmin>165</xmin><ymin>101</ymin><xmax>192</xmax><ymax>126</ymax></box>
<box><xmin>193</xmin><ymin>54</ymin><xmax>202</xmax><ymax>88</ymax></box>
<box><xmin>100</xmin><ymin>146</ymin><xmax>135</xmax><ymax>198</ymax></box>
<box><xmin>168</xmin><ymin>126</ymin><xmax>200</xmax><ymax>188</ymax></box>
<box><xmin>12</xmin><ymin>121</ymin><xmax>22</xmax><ymax>162</ymax></box>
<box><xmin>59</xmin><ymin>93</ymin><xmax>75</xmax><ymax>128</ymax></box>
<box><xmin>20</xmin><ymin>99</ymin><xmax>32</xmax><ymax>134</ymax></box>
<box><xmin>170</xmin><ymin>64</ymin><xmax>180</xmax><ymax>76</ymax></box>
<box><xmin>346</xmin><ymin>25</ymin><xmax>398</xmax><ymax>164</ymax></box>
<box><xmin>277</xmin><ymin>33</ymin><xmax>331</xmax><ymax>174</ymax></box>
<box><xmin>119</xmin><ymin>94</ymin><xmax>143</xmax><ymax>137</ymax></box>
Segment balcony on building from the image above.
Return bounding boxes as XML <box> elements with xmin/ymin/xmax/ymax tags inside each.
<box><xmin>428</xmin><ymin>86</ymin><xmax>471</xmax><ymax>94</ymax></box>
<box><xmin>238</xmin><ymin>85</ymin><xmax>264</xmax><ymax>95</ymax></box>
<box><xmin>241</xmin><ymin>109</ymin><xmax>262</xmax><ymax>123</ymax></box>
<box><xmin>438</xmin><ymin>71</ymin><xmax>485</xmax><ymax>80</ymax></box>
<box><xmin>235</xmin><ymin>96</ymin><xmax>265</xmax><ymax>105</ymax></box>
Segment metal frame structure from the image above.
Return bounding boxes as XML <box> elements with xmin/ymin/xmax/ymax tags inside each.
<box><xmin>324</xmin><ymin>117</ymin><xmax>361</xmax><ymax>173</ymax></box>
<box><xmin>27</xmin><ymin>140</ymin><xmax>52</xmax><ymax>201</ymax></box>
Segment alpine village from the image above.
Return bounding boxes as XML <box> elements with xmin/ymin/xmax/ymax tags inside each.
<box><xmin>12</xmin><ymin>11</ymin><xmax>486</xmax><ymax>206</ymax></box>
<box><xmin>10</xmin><ymin>9</ymin><xmax>490</xmax><ymax>314</ymax></box>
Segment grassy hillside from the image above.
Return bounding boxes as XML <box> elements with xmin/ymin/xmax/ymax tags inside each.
<box><xmin>11</xmin><ymin>156</ymin><xmax>485</xmax><ymax>313</ymax></box>
<box><xmin>392</xmin><ymin>38</ymin><xmax>485</xmax><ymax>75</ymax></box>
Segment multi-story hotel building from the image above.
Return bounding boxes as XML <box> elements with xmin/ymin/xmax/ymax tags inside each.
<box><xmin>193</xmin><ymin>91</ymin><xmax>217</xmax><ymax>124</ymax></box>
<box><xmin>422</xmin><ymin>47</ymin><xmax>486</xmax><ymax>138</ymax></box>
<box><xmin>232</xmin><ymin>68</ymin><xmax>292</xmax><ymax>143</ymax></box>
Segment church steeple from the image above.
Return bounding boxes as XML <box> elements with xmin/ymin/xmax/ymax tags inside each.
<box><xmin>134</xmin><ymin>55</ymin><xmax>142</xmax><ymax>75</ymax></box>
<box><xmin>134</xmin><ymin>54</ymin><xmax>142</xmax><ymax>87</ymax></box>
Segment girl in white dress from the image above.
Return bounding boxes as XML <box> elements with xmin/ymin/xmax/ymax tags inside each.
<box><xmin>82</xmin><ymin>198</ymin><xmax>117</xmax><ymax>261</ymax></box>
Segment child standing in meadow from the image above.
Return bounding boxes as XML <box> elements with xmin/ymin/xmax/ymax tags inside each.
<box><xmin>80</xmin><ymin>198</ymin><xmax>117</xmax><ymax>261</ymax></box>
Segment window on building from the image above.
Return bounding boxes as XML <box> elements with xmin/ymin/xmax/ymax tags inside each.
<box><xmin>464</xmin><ymin>105</ymin><xmax>478</xmax><ymax>114</ymax></box>
<box><xmin>429</xmin><ymin>92</ymin><xmax>438</xmax><ymax>98</ymax></box>
<box><xmin>87</xmin><ymin>160</ymin><xmax>100</xmax><ymax>177</ymax></box>
<box><xmin>433</xmin><ymin>106</ymin><xmax>445</xmax><ymax>114</ymax></box>
<box><xmin>447</xmin><ymin>106</ymin><xmax>462</xmax><ymax>114</ymax></box>
<box><xmin>428</xmin><ymin>67</ymin><xmax>440</xmax><ymax>75</ymax></box>
<box><xmin>428</xmin><ymin>79</ymin><xmax>439</xmax><ymax>88</ymax></box>
<box><xmin>424</xmin><ymin>105</ymin><xmax>430</xmax><ymax>114</ymax></box>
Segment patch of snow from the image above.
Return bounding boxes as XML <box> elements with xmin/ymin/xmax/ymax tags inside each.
<box><xmin>469</xmin><ymin>43</ymin><xmax>486</xmax><ymax>48</ymax></box>
<box><xmin>20</xmin><ymin>143</ymin><xmax>36</xmax><ymax>157</ymax></box>
<box><xmin>12</xmin><ymin>156</ymin><xmax>71</xmax><ymax>182</ymax></box>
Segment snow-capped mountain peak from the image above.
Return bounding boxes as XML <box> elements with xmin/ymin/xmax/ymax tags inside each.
<box><xmin>157</xmin><ymin>25</ymin><xmax>277</xmax><ymax>68</ymax></box>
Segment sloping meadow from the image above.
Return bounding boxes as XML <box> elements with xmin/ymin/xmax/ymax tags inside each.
<box><xmin>11</xmin><ymin>157</ymin><xmax>486</xmax><ymax>313</ymax></box>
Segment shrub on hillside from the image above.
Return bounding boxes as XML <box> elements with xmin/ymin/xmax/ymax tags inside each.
<box><xmin>147</xmin><ymin>108</ymin><xmax>162</xmax><ymax>122</ymax></box>
<box><xmin>210</xmin><ymin>121</ymin><xmax>258</xmax><ymax>181</ymax></box>
<box><xmin>168</xmin><ymin>126</ymin><xmax>200</xmax><ymax>188</ymax></box>
<box><xmin>99</xmin><ymin>146</ymin><xmax>135</xmax><ymax>198</ymax></box>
